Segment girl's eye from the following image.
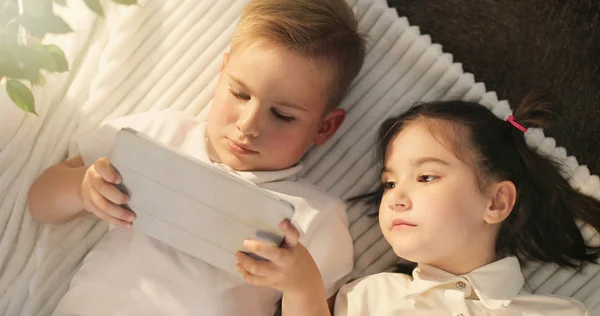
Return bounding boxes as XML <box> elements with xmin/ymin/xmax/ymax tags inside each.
<box><xmin>229</xmin><ymin>88</ymin><xmax>250</xmax><ymax>101</ymax></box>
<box><xmin>383</xmin><ymin>181</ymin><xmax>396</xmax><ymax>190</ymax></box>
<box><xmin>271</xmin><ymin>108</ymin><xmax>295</xmax><ymax>122</ymax></box>
<box><xmin>417</xmin><ymin>175</ymin><xmax>438</xmax><ymax>183</ymax></box>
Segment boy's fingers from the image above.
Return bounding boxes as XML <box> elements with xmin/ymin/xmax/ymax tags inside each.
<box><xmin>236</xmin><ymin>251</ymin><xmax>275</xmax><ymax>276</ymax></box>
<box><xmin>96</xmin><ymin>181</ymin><xmax>129</xmax><ymax>205</ymax></box>
<box><xmin>242</xmin><ymin>239</ymin><xmax>285</xmax><ymax>263</ymax></box>
<box><xmin>236</xmin><ymin>264</ymin><xmax>270</xmax><ymax>287</ymax></box>
<box><xmin>103</xmin><ymin>203</ymin><xmax>136</xmax><ymax>223</ymax></box>
<box><xmin>89</xmin><ymin>190</ymin><xmax>135</xmax><ymax>223</ymax></box>
<box><xmin>279</xmin><ymin>220</ymin><xmax>300</xmax><ymax>248</ymax></box>
<box><xmin>86</xmin><ymin>202</ymin><xmax>132</xmax><ymax>228</ymax></box>
<box><xmin>94</xmin><ymin>158</ymin><xmax>121</xmax><ymax>184</ymax></box>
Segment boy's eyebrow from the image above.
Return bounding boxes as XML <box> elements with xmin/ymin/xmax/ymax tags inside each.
<box><xmin>226</xmin><ymin>72</ymin><xmax>250</xmax><ymax>91</ymax></box>
<box><xmin>226</xmin><ymin>72</ymin><xmax>307</xmax><ymax>112</ymax></box>
<box><xmin>271</xmin><ymin>99</ymin><xmax>308</xmax><ymax>112</ymax></box>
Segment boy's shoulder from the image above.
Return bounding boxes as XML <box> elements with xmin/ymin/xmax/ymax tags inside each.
<box><xmin>260</xmin><ymin>177</ymin><xmax>347</xmax><ymax>234</ymax></box>
<box><xmin>262</xmin><ymin>178</ymin><xmax>344</xmax><ymax>213</ymax></box>
<box><xmin>109</xmin><ymin>109</ymin><xmax>202</xmax><ymax>136</ymax></box>
<box><xmin>78</xmin><ymin>109</ymin><xmax>204</xmax><ymax>165</ymax></box>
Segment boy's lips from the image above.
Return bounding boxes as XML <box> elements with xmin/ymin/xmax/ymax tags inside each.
<box><xmin>227</xmin><ymin>138</ymin><xmax>258</xmax><ymax>155</ymax></box>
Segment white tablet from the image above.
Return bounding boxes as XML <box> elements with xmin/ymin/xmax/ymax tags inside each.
<box><xmin>110</xmin><ymin>127</ymin><xmax>295</xmax><ymax>276</ymax></box>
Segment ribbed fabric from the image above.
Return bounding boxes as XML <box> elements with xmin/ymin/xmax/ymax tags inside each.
<box><xmin>0</xmin><ymin>0</ymin><xmax>598</xmax><ymax>314</ymax></box>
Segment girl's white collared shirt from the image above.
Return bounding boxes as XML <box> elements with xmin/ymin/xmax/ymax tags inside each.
<box><xmin>335</xmin><ymin>257</ymin><xmax>588</xmax><ymax>316</ymax></box>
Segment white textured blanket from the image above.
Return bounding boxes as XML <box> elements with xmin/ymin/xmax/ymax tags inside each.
<box><xmin>0</xmin><ymin>0</ymin><xmax>598</xmax><ymax>315</ymax></box>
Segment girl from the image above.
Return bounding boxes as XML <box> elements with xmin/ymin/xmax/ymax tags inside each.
<box><xmin>237</xmin><ymin>93</ymin><xmax>600</xmax><ymax>315</ymax></box>
<box><xmin>334</xmin><ymin>95</ymin><xmax>600</xmax><ymax>315</ymax></box>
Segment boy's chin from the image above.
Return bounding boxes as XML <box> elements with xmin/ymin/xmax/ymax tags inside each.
<box><xmin>219</xmin><ymin>156</ymin><xmax>257</xmax><ymax>171</ymax></box>
<box><xmin>221</xmin><ymin>156</ymin><xmax>298</xmax><ymax>172</ymax></box>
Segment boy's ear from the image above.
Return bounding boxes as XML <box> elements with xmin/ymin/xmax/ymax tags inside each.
<box><xmin>314</xmin><ymin>109</ymin><xmax>346</xmax><ymax>146</ymax></box>
<box><xmin>483</xmin><ymin>180</ymin><xmax>517</xmax><ymax>225</ymax></box>
<box><xmin>220</xmin><ymin>53</ymin><xmax>230</xmax><ymax>72</ymax></box>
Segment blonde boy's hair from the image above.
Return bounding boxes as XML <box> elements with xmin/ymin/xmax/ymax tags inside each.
<box><xmin>231</xmin><ymin>0</ymin><xmax>366</xmax><ymax>110</ymax></box>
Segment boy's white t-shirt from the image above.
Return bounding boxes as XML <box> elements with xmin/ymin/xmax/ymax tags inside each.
<box><xmin>52</xmin><ymin>110</ymin><xmax>353</xmax><ymax>316</ymax></box>
<box><xmin>335</xmin><ymin>256</ymin><xmax>588</xmax><ymax>316</ymax></box>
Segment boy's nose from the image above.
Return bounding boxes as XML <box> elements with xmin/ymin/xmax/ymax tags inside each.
<box><xmin>236</xmin><ymin>104</ymin><xmax>262</xmax><ymax>138</ymax></box>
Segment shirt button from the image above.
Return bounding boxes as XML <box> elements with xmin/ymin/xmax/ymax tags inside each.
<box><xmin>456</xmin><ymin>280</ymin><xmax>466</xmax><ymax>289</ymax></box>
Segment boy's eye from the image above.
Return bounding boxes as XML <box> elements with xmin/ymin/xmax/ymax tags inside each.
<box><xmin>229</xmin><ymin>88</ymin><xmax>250</xmax><ymax>101</ymax></box>
<box><xmin>417</xmin><ymin>175</ymin><xmax>438</xmax><ymax>183</ymax></box>
<box><xmin>271</xmin><ymin>108</ymin><xmax>295</xmax><ymax>122</ymax></box>
<box><xmin>383</xmin><ymin>181</ymin><xmax>395</xmax><ymax>190</ymax></box>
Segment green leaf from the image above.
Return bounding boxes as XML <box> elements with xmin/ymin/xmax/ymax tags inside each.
<box><xmin>6</xmin><ymin>79</ymin><xmax>37</xmax><ymax>115</ymax></box>
<box><xmin>17</xmin><ymin>13</ymin><xmax>72</xmax><ymax>37</ymax></box>
<box><xmin>83</xmin><ymin>0</ymin><xmax>105</xmax><ymax>17</ymax></box>
<box><xmin>43</xmin><ymin>44</ymin><xmax>69</xmax><ymax>72</ymax></box>
<box><xmin>112</xmin><ymin>0</ymin><xmax>137</xmax><ymax>5</ymax></box>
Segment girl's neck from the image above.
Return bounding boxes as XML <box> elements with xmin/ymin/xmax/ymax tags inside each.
<box><xmin>425</xmin><ymin>245</ymin><xmax>498</xmax><ymax>276</ymax></box>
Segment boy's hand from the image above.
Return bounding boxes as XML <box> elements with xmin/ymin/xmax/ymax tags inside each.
<box><xmin>235</xmin><ymin>220</ymin><xmax>324</xmax><ymax>297</ymax></box>
<box><xmin>79</xmin><ymin>157</ymin><xmax>135</xmax><ymax>228</ymax></box>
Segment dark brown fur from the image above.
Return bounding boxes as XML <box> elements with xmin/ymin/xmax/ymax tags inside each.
<box><xmin>388</xmin><ymin>0</ymin><xmax>600</xmax><ymax>174</ymax></box>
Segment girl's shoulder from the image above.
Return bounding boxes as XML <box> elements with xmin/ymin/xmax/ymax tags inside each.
<box><xmin>334</xmin><ymin>273</ymin><xmax>414</xmax><ymax>315</ymax></box>
<box><xmin>510</xmin><ymin>292</ymin><xmax>587</xmax><ymax>315</ymax></box>
<box><xmin>341</xmin><ymin>272</ymin><xmax>413</xmax><ymax>295</ymax></box>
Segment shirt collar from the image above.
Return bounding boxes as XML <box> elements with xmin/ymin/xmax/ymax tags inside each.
<box><xmin>405</xmin><ymin>257</ymin><xmax>524</xmax><ymax>309</ymax></box>
<box><xmin>234</xmin><ymin>164</ymin><xmax>303</xmax><ymax>184</ymax></box>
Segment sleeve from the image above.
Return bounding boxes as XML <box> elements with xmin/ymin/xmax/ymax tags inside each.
<box><xmin>77</xmin><ymin>110</ymin><xmax>193</xmax><ymax>166</ymax></box>
<box><xmin>302</xmin><ymin>200</ymin><xmax>354</xmax><ymax>299</ymax></box>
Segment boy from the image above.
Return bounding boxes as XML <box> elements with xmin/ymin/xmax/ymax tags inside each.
<box><xmin>27</xmin><ymin>0</ymin><xmax>366</xmax><ymax>315</ymax></box>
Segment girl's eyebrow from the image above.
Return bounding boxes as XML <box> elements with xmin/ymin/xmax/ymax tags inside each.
<box><xmin>380</xmin><ymin>166</ymin><xmax>394</xmax><ymax>176</ymax></box>
<box><xmin>413</xmin><ymin>157</ymin><xmax>450</xmax><ymax>166</ymax></box>
<box><xmin>381</xmin><ymin>157</ymin><xmax>450</xmax><ymax>175</ymax></box>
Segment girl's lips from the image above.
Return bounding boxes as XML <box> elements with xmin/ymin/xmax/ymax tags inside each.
<box><xmin>391</xmin><ymin>218</ymin><xmax>416</xmax><ymax>229</ymax></box>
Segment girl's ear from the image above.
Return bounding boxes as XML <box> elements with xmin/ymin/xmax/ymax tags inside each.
<box><xmin>484</xmin><ymin>181</ymin><xmax>517</xmax><ymax>224</ymax></box>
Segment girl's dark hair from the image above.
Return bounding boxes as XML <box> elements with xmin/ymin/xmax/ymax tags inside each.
<box><xmin>372</xmin><ymin>92</ymin><xmax>600</xmax><ymax>268</ymax></box>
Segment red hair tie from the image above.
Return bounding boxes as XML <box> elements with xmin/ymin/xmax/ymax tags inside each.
<box><xmin>507</xmin><ymin>115</ymin><xmax>528</xmax><ymax>133</ymax></box>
